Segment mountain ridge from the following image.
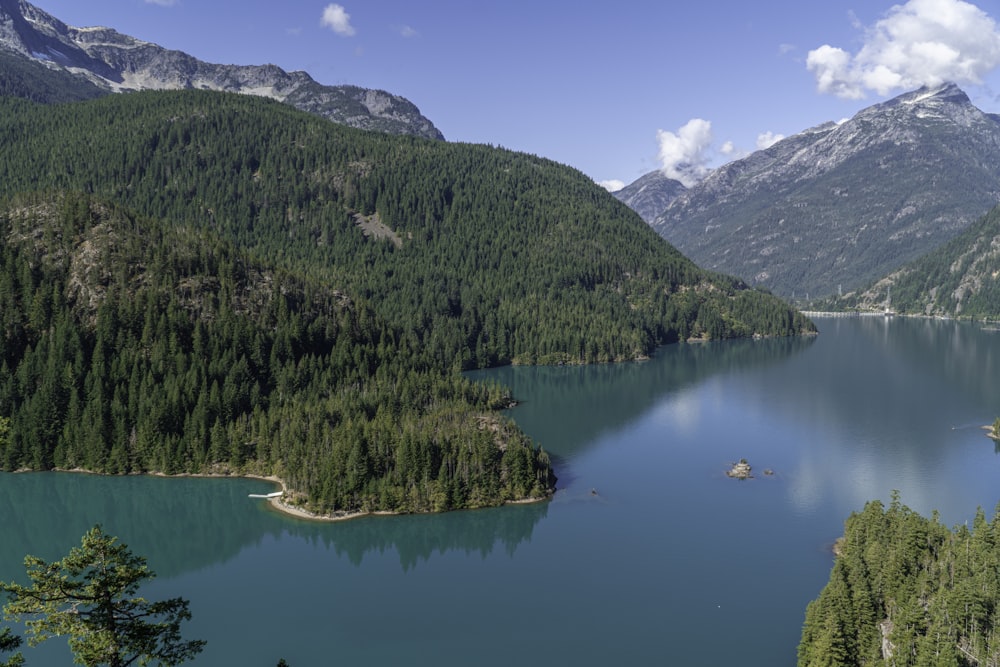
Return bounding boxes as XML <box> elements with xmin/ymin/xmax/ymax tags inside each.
<box><xmin>648</xmin><ymin>83</ymin><xmax>1000</xmax><ymax>298</ymax></box>
<box><xmin>611</xmin><ymin>170</ymin><xmax>685</xmax><ymax>223</ymax></box>
<box><xmin>0</xmin><ymin>0</ymin><xmax>444</xmax><ymax>139</ymax></box>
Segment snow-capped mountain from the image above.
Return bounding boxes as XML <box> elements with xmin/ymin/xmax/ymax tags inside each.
<box><xmin>0</xmin><ymin>0</ymin><xmax>443</xmax><ymax>139</ymax></box>
<box><xmin>651</xmin><ymin>83</ymin><xmax>1000</xmax><ymax>297</ymax></box>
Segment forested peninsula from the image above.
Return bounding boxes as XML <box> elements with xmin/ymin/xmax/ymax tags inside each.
<box><xmin>0</xmin><ymin>90</ymin><xmax>814</xmax><ymax>515</ymax></box>
<box><xmin>799</xmin><ymin>495</ymin><xmax>1000</xmax><ymax>666</ymax></box>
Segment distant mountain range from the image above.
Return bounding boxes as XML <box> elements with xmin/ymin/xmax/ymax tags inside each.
<box><xmin>0</xmin><ymin>0</ymin><xmax>443</xmax><ymax>139</ymax></box>
<box><xmin>620</xmin><ymin>83</ymin><xmax>1000</xmax><ymax>298</ymax></box>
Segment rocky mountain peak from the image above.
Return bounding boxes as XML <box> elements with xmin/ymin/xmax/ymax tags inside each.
<box><xmin>612</xmin><ymin>171</ymin><xmax>686</xmax><ymax>223</ymax></box>
<box><xmin>650</xmin><ymin>83</ymin><xmax>1000</xmax><ymax>298</ymax></box>
<box><xmin>852</xmin><ymin>81</ymin><xmax>981</xmax><ymax>129</ymax></box>
<box><xmin>0</xmin><ymin>0</ymin><xmax>444</xmax><ymax>139</ymax></box>
<box><xmin>890</xmin><ymin>81</ymin><xmax>969</xmax><ymax>107</ymax></box>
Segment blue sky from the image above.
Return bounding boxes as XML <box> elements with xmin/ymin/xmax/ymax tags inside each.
<box><xmin>30</xmin><ymin>0</ymin><xmax>1000</xmax><ymax>190</ymax></box>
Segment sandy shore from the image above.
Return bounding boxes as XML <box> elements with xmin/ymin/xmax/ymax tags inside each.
<box><xmin>266</xmin><ymin>496</ymin><xmax>400</xmax><ymax>522</ymax></box>
<box><xmin>264</xmin><ymin>493</ymin><xmax>552</xmax><ymax>522</ymax></box>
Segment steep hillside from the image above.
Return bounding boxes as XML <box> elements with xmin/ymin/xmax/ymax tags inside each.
<box><xmin>0</xmin><ymin>48</ymin><xmax>104</xmax><ymax>102</ymax></box>
<box><xmin>799</xmin><ymin>497</ymin><xmax>1000</xmax><ymax>667</ymax></box>
<box><xmin>613</xmin><ymin>170</ymin><xmax>686</xmax><ymax>223</ymax></box>
<box><xmin>820</xmin><ymin>205</ymin><xmax>1000</xmax><ymax>318</ymax></box>
<box><xmin>0</xmin><ymin>89</ymin><xmax>812</xmax><ymax>514</ymax></box>
<box><xmin>0</xmin><ymin>192</ymin><xmax>554</xmax><ymax>514</ymax></box>
<box><xmin>0</xmin><ymin>0</ymin><xmax>443</xmax><ymax>139</ymax></box>
<box><xmin>654</xmin><ymin>84</ymin><xmax>1000</xmax><ymax>298</ymax></box>
<box><xmin>0</xmin><ymin>90</ymin><xmax>814</xmax><ymax>362</ymax></box>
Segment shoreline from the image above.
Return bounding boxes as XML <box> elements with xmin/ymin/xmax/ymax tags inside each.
<box><xmin>14</xmin><ymin>466</ymin><xmax>552</xmax><ymax>523</ymax></box>
<box><xmin>264</xmin><ymin>487</ymin><xmax>555</xmax><ymax>523</ymax></box>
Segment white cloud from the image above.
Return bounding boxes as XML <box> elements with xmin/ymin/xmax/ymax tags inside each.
<box><xmin>718</xmin><ymin>140</ymin><xmax>752</xmax><ymax>161</ymax></box>
<box><xmin>808</xmin><ymin>0</ymin><xmax>1000</xmax><ymax>98</ymax></box>
<box><xmin>144</xmin><ymin>0</ymin><xmax>178</xmax><ymax>6</ymax></box>
<box><xmin>598</xmin><ymin>179</ymin><xmax>626</xmax><ymax>192</ymax></box>
<box><xmin>399</xmin><ymin>25</ymin><xmax>418</xmax><ymax>38</ymax></box>
<box><xmin>756</xmin><ymin>131</ymin><xmax>785</xmax><ymax>150</ymax></box>
<box><xmin>656</xmin><ymin>118</ymin><xmax>713</xmax><ymax>187</ymax></box>
<box><xmin>321</xmin><ymin>4</ymin><xmax>356</xmax><ymax>36</ymax></box>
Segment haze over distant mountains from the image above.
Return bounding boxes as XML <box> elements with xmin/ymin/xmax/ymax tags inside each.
<box><xmin>0</xmin><ymin>0</ymin><xmax>443</xmax><ymax>139</ymax></box>
<box><xmin>619</xmin><ymin>83</ymin><xmax>1000</xmax><ymax>299</ymax></box>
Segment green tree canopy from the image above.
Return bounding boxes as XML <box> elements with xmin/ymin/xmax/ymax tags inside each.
<box><xmin>1</xmin><ymin>525</ymin><xmax>204</xmax><ymax>667</ymax></box>
<box><xmin>0</xmin><ymin>628</ymin><xmax>23</xmax><ymax>667</ymax></box>
<box><xmin>799</xmin><ymin>495</ymin><xmax>1000</xmax><ymax>667</ymax></box>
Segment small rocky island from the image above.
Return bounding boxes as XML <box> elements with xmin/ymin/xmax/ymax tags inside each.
<box><xmin>727</xmin><ymin>459</ymin><xmax>753</xmax><ymax>479</ymax></box>
<box><xmin>726</xmin><ymin>459</ymin><xmax>775</xmax><ymax>480</ymax></box>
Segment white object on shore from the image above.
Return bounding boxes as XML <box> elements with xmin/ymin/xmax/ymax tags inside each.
<box><xmin>248</xmin><ymin>491</ymin><xmax>283</xmax><ymax>499</ymax></box>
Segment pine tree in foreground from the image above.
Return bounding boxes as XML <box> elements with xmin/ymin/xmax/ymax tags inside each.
<box><xmin>1</xmin><ymin>525</ymin><xmax>204</xmax><ymax>667</ymax></box>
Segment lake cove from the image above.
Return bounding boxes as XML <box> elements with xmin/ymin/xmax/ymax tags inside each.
<box><xmin>4</xmin><ymin>316</ymin><xmax>1000</xmax><ymax>665</ymax></box>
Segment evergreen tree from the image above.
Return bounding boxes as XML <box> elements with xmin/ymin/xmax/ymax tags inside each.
<box><xmin>1</xmin><ymin>525</ymin><xmax>205</xmax><ymax>667</ymax></box>
<box><xmin>0</xmin><ymin>628</ymin><xmax>23</xmax><ymax>667</ymax></box>
<box><xmin>800</xmin><ymin>497</ymin><xmax>1000</xmax><ymax>667</ymax></box>
<box><xmin>0</xmin><ymin>88</ymin><xmax>815</xmax><ymax>516</ymax></box>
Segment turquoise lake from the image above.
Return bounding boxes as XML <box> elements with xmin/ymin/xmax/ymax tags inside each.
<box><xmin>3</xmin><ymin>315</ymin><xmax>1000</xmax><ymax>665</ymax></box>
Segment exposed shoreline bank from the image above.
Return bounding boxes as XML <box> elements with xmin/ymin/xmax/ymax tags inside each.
<box><xmin>262</xmin><ymin>482</ymin><xmax>554</xmax><ymax>523</ymax></box>
<box><xmin>13</xmin><ymin>467</ymin><xmax>552</xmax><ymax>523</ymax></box>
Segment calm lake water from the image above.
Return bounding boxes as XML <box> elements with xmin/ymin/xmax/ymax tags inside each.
<box><xmin>4</xmin><ymin>316</ymin><xmax>1000</xmax><ymax>666</ymax></box>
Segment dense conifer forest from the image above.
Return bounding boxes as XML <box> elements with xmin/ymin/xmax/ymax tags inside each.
<box><xmin>0</xmin><ymin>89</ymin><xmax>813</xmax><ymax>514</ymax></box>
<box><xmin>799</xmin><ymin>495</ymin><xmax>1000</xmax><ymax>666</ymax></box>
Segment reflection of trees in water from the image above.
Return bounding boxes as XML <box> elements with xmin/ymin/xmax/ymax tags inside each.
<box><xmin>0</xmin><ymin>472</ymin><xmax>549</xmax><ymax>579</ymax></box>
<box><xmin>852</xmin><ymin>316</ymin><xmax>1000</xmax><ymax>408</ymax></box>
<box><xmin>785</xmin><ymin>318</ymin><xmax>1000</xmax><ymax>445</ymax></box>
<box><xmin>295</xmin><ymin>501</ymin><xmax>549</xmax><ymax>572</ymax></box>
<box><xmin>0</xmin><ymin>473</ymin><xmax>275</xmax><ymax>579</ymax></box>
<box><xmin>469</xmin><ymin>336</ymin><xmax>815</xmax><ymax>457</ymax></box>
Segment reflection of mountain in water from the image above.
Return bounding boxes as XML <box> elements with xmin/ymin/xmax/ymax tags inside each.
<box><xmin>0</xmin><ymin>472</ymin><xmax>548</xmax><ymax>579</ymax></box>
<box><xmin>469</xmin><ymin>336</ymin><xmax>815</xmax><ymax>457</ymax></box>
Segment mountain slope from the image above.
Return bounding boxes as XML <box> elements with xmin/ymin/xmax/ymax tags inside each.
<box><xmin>0</xmin><ymin>191</ymin><xmax>554</xmax><ymax>513</ymax></box>
<box><xmin>653</xmin><ymin>83</ymin><xmax>1000</xmax><ymax>298</ymax></box>
<box><xmin>0</xmin><ymin>89</ymin><xmax>813</xmax><ymax>513</ymax></box>
<box><xmin>0</xmin><ymin>48</ymin><xmax>104</xmax><ymax>102</ymax></box>
<box><xmin>0</xmin><ymin>90</ymin><xmax>813</xmax><ymax>356</ymax></box>
<box><xmin>613</xmin><ymin>170</ymin><xmax>686</xmax><ymax>223</ymax></box>
<box><xmin>823</xmin><ymin>205</ymin><xmax>1000</xmax><ymax>318</ymax></box>
<box><xmin>0</xmin><ymin>0</ymin><xmax>443</xmax><ymax>139</ymax></box>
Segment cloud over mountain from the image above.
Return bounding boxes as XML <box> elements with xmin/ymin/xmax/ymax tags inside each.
<box><xmin>807</xmin><ymin>0</ymin><xmax>1000</xmax><ymax>99</ymax></box>
<box><xmin>656</xmin><ymin>118</ymin><xmax>713</xmax><ymax>188</ymax></box>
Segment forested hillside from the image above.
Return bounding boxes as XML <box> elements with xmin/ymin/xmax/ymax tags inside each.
<box><xmin>0</xmin><ymin>193</ymin><xmax>554</xmax><ymax>513</ymax></box>
<box><xmin>0</xmin><ymin>50</ymin><xmax>105</xmax><ymax>104</ymax></box>
<box><xmin>0</xmin><ymin>91</ymin><xmax>812</xmax><ymax>364</ymax></box>
<box><xmin>820</xmin><ymin>205</ymin><xmax>1000</xmax><ymax>319</ymax></box>
<box><xmin>799</xmin><ymin>495</ymin><xmax>1000</xmax><ymax>666</ymax></box>
<box><xmin>0</xmin><ymin>89</ymin><xmax>813</xmax><ymax>515</ymax></box>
